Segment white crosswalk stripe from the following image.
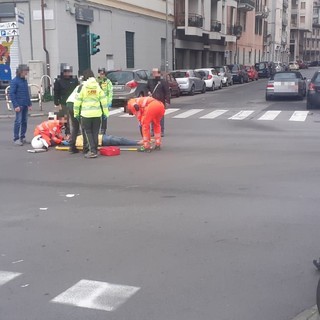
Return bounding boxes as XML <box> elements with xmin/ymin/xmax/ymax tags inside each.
<box><xmin>51</xmin><ymin>279</ymin><xmax>140</xmax><ymax>312</ymax></box>
<box><xmin>229</xmin><ymin>110</ymin><xmax>255</xmax><ymax>120</ymax></box>
<box><xmin>200</xmin><ymin>109</ymin><xmax>228</xmax><ymax>119</ymax></box>
<box><xmin>173</xmin><ymin>109</ymin><xmax>204</xmax><ymax>118</ymax></box>
<box><xmin>0</xmin><ymin>270</ymin><xmax>21</xmax><ymax>286</ymax></box>
<box><xmin>289</xmin><ymin>111</ymin><xmax>309</xmax><ymax>121</ymax></box>
<box><xmin>108</xmin><ymin>108</ymin><xmax>311</xmax><ymax>122</ymax></box>
<box><xmin>258</xmin><ymin>110</ymin><xmax>282</xmax><ymax>121</ymax></box>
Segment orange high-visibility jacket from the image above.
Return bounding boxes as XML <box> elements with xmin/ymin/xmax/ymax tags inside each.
<box><xmin>127</xmin><ymin>96</ymin><xmax>156</xmax><ymax>122</ymax></box>
<box><xmin>34</xmin><ymin>120</ymin><xmax>63</xmax><ymax>146</ymax></box>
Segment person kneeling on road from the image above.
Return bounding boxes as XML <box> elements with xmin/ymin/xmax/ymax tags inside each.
<box><xmin>31</xmin><ymin>117</ymin><xmax>68</xmax><ymax>149</ymax></box>
<box><xmin>127</xmin><ymin>97</ymin><xmax>165</xmax><ymax>152</ymax></box>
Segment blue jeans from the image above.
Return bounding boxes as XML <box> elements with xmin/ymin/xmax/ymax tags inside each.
<box><xmin>13</xmin><ymin>106</ymin><xmax>28</xmax><ymax>141</ymax></box>
<box><xmin>102</xmin><ymin>134</ymin><xmax>138</xmax><ymax>146</ymax></box>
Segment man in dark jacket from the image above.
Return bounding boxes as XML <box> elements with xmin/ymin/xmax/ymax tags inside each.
<box><xmin>146</xmin><ymin>68</ymin><xmax>170</xmax><ymax>137</ymax></box>
<box><xmin>10</xmin><ymin>64</ymin><xmax>32</xmax><ymax>145</ymax></box>
<box><xmin>53</xmin><ymin>64</ymin><xmax>79</xmax><ymax>136</ymax></box>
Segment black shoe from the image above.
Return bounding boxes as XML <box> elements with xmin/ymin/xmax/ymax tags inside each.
<box><xmin>69</xmin><ymin>147</ymin><xmax>79</xmax><ymax>154</ymax></box>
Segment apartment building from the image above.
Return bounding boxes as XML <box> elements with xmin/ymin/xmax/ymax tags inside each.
<box><xmin>265</xmin><ymin>0</ymin><xmax>291</xmax><ymax>63</ymax></box>
<box><xmin>0</xmin><ymin>0</ymin><xmax>174</xmax><ymax>78</ymax></box>
<box><xmin>290</xmin><ymin>0</ymin><xmax>313</xmax><ymax>60</ymax></box>
<box><xmin>304</xmin><ymin>0</ymin><xmax>320</xmax><ymax>61</ymax></box>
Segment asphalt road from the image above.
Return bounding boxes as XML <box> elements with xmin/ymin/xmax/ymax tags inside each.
<box><xmin>1</xmin><ymin>68</ymin><xmax>320</xmax><ymax>320</ymax></box>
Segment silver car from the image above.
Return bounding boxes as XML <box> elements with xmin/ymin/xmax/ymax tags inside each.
<box><xmin>265</xmin><ymin>71</ymin><xmax>307</xmax><ymax>101</ymax></box>
<box><xmin>213</xmin><ymin>66</ymin><xmax>233</xmax><ymax>86</ymax></box>
<box><xmin>170</xmin><ymin>69</ymin><xmax>206</xmax><ymax>95</ymax></box>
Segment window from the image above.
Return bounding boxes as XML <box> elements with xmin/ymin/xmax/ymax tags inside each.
<box><xmin>300</xmin><ymin>16</ymin><xmax>305</xmax><ymax>24</ymax></box>
<box><xmin>301</xmin><ymin>2</ymin><xmax>305</xmax><ymax>9</ymax></box>
<box><xmin>125</xmin><ymin>31</ymin><xmax>134</xmax><ymax>68</ymax></box>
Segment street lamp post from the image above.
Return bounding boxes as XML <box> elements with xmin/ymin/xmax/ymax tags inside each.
<box><xmin>165</xmin><ymin>0</ymin><xmax>168</xmax><ymax>72</ymax></box>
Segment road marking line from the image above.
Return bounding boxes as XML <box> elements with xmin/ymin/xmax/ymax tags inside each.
<box><xmin>109</xmin><ymin>109</ymin><xmax>123</xmax><ymax>116</ymax></box>
<box><xmin>258</xmin><ymin>110</ymin><xmax>282</xmax><ymax>120</ymax></box>
<box><xmin>289</xmin><ymin>111</ymin><xmax>309</xmax><ymax>122</ymax></box>
<box><xmin>119</xmin><ymin>114</ymin><xmax>134</xmax><ymax>117</ymax></box>
<box><xmin>200</xmin><ymin>109</ymin><xmax>228</xmax><ymax>119</ymax></box>
<box><xmin>165</xmin><ymin>108</ymin><xmax>180</xmax><ymax>115</ymax></box>
<box><xmin>51</xmin><ymin>279</ymin><xmax>140</xmax><ymax>312</ymax></box>
<box><xmin>173</xmin><ymin>109</ymin><xmax>204</xmax><ymax>118</ymax></box>
<box><xmin>229</xmin><ymin>110</ymin><xmax>254</xmax><ymax>120</ymax></box>
<box><xmin>0</xmin><ymin>271</ymin><xmax>21</xmax><ymax>286</ymax></box>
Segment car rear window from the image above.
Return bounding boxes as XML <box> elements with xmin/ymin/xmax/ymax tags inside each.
<box><xmin>214</xmin><ymin>67</ymin><xmax>224</xmax><ymax>73</ymax></box>
<box><xmin>230</xmin><ymin>65</ymin><xmax>239</xmax><ymax>72</ymax></box>
<box><xmin>107</xmin><ymin>71</ymin><xmax>134</xmax><ymax>85</ymax></box>
<box><xmin>258</xmin><ymin>63</ymin><xmax>267</xmax><ymax>70</ymax></box>
<box><xmin>171</xmin><ymin>71</ymin><xmax>188</xmax><ymax>78</ymax></box>
<box><xmin>273</xmin><ymin>73</ymin><xmax>298</xmax><ymax>80</ymax></box>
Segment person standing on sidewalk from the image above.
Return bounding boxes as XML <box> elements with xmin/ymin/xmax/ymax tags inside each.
<box><xmin>146</xmin><ymin>68</ymin><xmax>170</xmax><ymax>137</ymax></box>
<box><xmin>10</xmin><ymin>64</ymin><xmax>32</xmax><ymax>146</ymax></box>
<box><xmin>53</xmin><ymin>64</ymin><xmax>79</xmax><ymax>137</ymax></box>
<box><xmin>96</xmin><ymin>67</ymin><xmax>113</xmax><ymax>134</ymax></box>
<box><xmin>73</xmin><ymin>69</ymin><xmax>108</xmax><ymax>159</ymax></box>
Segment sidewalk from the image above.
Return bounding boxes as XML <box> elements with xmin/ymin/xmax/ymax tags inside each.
<box><xmin>0</xmin><ymin>99</ymin><xmax>53</xmax><ymax>119</ymax></box>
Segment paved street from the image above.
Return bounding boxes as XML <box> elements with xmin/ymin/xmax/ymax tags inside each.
<box><xmin>1</xmin><ymin>69</ymin><xmax>320</xmax><ymax>320</ymax></box>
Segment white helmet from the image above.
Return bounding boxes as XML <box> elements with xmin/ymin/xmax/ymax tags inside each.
<box><xmin>31</xmin><ymin>135</ymin><xmax>49</xmax><ymax>149</ymax></box>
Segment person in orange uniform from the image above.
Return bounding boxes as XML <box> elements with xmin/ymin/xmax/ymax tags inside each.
<box><xmin>127</xmin><ymin>97</ymin><xmax>165</xmax><ymax>152</ymax></box>
<box><xmin>33</xmin><ymin>117</ymin><xmax>67</xmax><ymax>147</ymax></box>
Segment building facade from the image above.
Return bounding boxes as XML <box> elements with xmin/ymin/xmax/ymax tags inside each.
<box><xmin>0</xmin><ymin>0</ymin><xmax>174</xmax><ymax>80</ymax></box>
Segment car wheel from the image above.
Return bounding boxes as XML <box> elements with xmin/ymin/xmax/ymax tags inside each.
<box><xmin>211</xmin><ymin>83</ymin><xmax>215</xmax><ymax>91</ymax></box>
<box><xmin>201</xmin><ymin>84</ymin><xmax>206</xmax><ymax>93</ymax></box>
<box><xmin>189</xmin><ymin>85</ymin><xmax>195</xmax><ymax>96</ymax></box>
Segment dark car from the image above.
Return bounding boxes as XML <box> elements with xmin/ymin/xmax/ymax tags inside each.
<box><xmin>265</xmin><ymin>71</ymin><xmax>306</xmax><ymax>101</ymax></box>
<box><xmin>306</xmin><ymin>70</ymin><xmax>320</xmax><ymax>109</ymax></box>
<box><xmin>255</xmin><ymin>61</ymin><xmax>275</xmax><ymax>78</ymax></box>
<box><xmin>164</xmin><ymin>73</ymin><xmax>180</xmax><ymax>98</ymax></box>
<box><xmin>106</xmin><ymin>69</ymin><xmax>149</xmax><ymax>110</ymax></box>
<box><xmin>228</xmin><ymin>64</ymin><xmax>249</xmax><ymax>84</ymax></box>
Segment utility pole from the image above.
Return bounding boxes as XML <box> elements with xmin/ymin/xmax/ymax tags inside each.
<box><xmin>165</xmin><ymin>0</ymin><xmax>168</xmax><ymax>72</ymax></box>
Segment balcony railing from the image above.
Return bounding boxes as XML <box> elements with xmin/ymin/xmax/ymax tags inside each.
<box><xmin>227</xmin><ymin>25</ymin><xmax>243</xmax><ymax>38</ymax></box>
<box><xmin>291</xmin><ymin>21</ymin><xmax>298</xmax><ymax>29</ymax></box>
<box><xmin>211</xmin><ymin>20</ymin><xmax>222</xmax><ymax>32</ymax></box>
<box><xmin>238</xmin><ymin>0</ymin><xmax>255</xmax><ymax>11</ymax></box>
<box><xmin>255</xmin><ymin>5</ymin><xmax>269</xmax><ymax>19</ymax></box>
<box><xmin>176</xmin><ymin>13</ymin><xmax>204</xmax><ymax>28</ymax></box>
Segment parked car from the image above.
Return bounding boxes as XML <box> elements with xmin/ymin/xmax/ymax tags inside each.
<box><xmin>245</xmin><ymin>65</ymin><xmax>258</xmax><ymax>81</ymax></box>
<box><xmin>213</xmin><ymin>66</ymin><xmax>233</xmax><ymax>86</ymax></box>
<box><xmin>308</xmin><ymin>61</ymin><xmax>320</xmax><ymax>67</ymax></box>
<box><xmin>164</xmin><ymin>73</ymin><xmax>180</xmax><ymax>98</ymax></box>
<box><xmin>265</xmin><ymin>71</ymin><xmax>306</xmax><ymax>101</ymax></box>
<box><xmin>255</xmin><ymin>61</ymin><xmax>275</xmax><ymax>78</ymax></box>
<box><xmin>195</xmin><ymin>68</ymin><xmax>222</xmax><ymax>91</ymax></box>
<box><xmin>306</xmin><ymin>70</ymin><xmax>320</xmax><ymax>109</ymax></box>
<box><xmin>170</xmin><ymin>69</ymin><xmax>206</xmax><ymax>95</ymax></box>
<box><xmin>107</xmin><ymin>69</ymin><xmax>149</xmax><ymax>110</ymax></box>
<box><xmin>288</xmin><ymin>61</ymin><xmax>300</xmax><ymax>70</ymax></box>
<box><xmin>228</xmin><ymin>64</ymin><xmax>249</xmax><ymax>84</ymax></box>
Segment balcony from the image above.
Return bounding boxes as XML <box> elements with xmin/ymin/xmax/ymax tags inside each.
<box><xmin>211</xmin><ymin>20</ymin><xmax>222</xmax><ymax>32</ymax></box>
<box><xmin>176</xmin><ymin>13</ymin><xmax>204</xmax><ymax>28</ymax></box>
<box><xmin>227</xmin><ymin>25</ymin><xmax>243</xmax><ymax>38</ymax></box>
<box><xmin>291</xmin><ymin>21</ymin><xmax>298</xmax><ymax>29</ymax></box>
<box><xmin>238</xmin><ymin>0</ymin><xmax>255</xmax><ymax>11</ymax></box>
<box><xmin>255</xmin><ymin>6</ymin><xmax>269</xmax><ymax>19</ymax></box>
<box><xmin>283</xmin><ymin>0</ymin><xmax>288</xmax><ymax>8</ymax></box>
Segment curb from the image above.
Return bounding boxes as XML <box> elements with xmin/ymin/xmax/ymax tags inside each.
<box><xmin>291</xmin><ymin>306</ymin><xmax>319</xmax><ymax>320</ymax></box>
<box><xmin>0</xmin><ymin>113</ymin><xmax>45</xmax><ymax>119</ymax></box>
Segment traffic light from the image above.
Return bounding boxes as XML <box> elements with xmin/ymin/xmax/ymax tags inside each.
<box><xmin>90</xmin><ymin>33</ymin><xmax>100</xmax><ymax>55</ymax></box>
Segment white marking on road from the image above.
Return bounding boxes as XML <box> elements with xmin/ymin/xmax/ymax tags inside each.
<box><xmin>229</xmin><ymin>110</ymin><xmax>254</xmax><ymax>120</ymax></box>
<box><xmin>289</xmin><ymin>111</ymin><xmax>309</xmax><ymax>122</ymax></box>
<box><xmin>164</xmin><ymin>108</ymin><xmax>180</xmax><ymax>115</ymax></box>
<box><xmin>12</xmin><ymin>260</ymin><xmax>24</xmax><ymax>264</ymax></box>
<box><xmin>39</xmin><ymin>208</ymin><xmax>48</xmax><ymax>211</ymax></box>
<box><xmin>0</xmin><ymin>271</ymin><xmax>21</xmax><ymax>286</ymax></box>
<box><xmin>109</xmin><ymin>109</ymin><xmax>123</xmax><ymax>116</ymax></box>
<box><xmin>200</xmin><ymin>109</ymin><xmax>228</xmax><ymax>119</ymax></box>
<box><xmin>258</xmin><ymin>110</ymin><xmax>282</xmax><ymax>121</ymax></box>
<box><xmin>21</xmin><ymin>284</ymin><xmax>30</xmax><ymax>288</ymax></box>
<box><xmin>119</xmin><ymin>114</ymin><xmax>134</xmax><ymax>117</ymax></box>
<box><xmin>173</xmin><ymin>109</ymin><xmax>204</xmax><ymax>118</ymax></box>
<box><xmin>51</xmin><ymin>279</ymin><xmax>140</xmax><ymax>312</ymax></box>
<box><xmin>65</xmin><ymin>194</ymin><xmax>75</xmax><ymax>198</ymax></box>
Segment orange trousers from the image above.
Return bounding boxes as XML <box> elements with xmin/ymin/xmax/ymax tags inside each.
<box><xmin>141</xmin><ymin>101</ymin><xmax>165</xmax><ymax>148</ymax></box>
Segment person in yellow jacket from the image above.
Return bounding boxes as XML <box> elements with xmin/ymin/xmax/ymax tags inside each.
<box><xmin>96</xmin><ymin>67</ymin><xmax>113</xmax><ymax>134</ymax></box>
<box><xmin>74</xmin><ymin>69</ymin><xmax>108</xmax><ymax>158</ymax></box>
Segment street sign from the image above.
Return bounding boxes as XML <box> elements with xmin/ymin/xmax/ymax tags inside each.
<box><xmin>0</xmin><ymin>21</ymin><xmax>17</xmax><ymax>30</ymax></box>
<box><xmin>0</xmin><ymin>29</ymin><xmax>19</xmax><ymax>36</ymax></box>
